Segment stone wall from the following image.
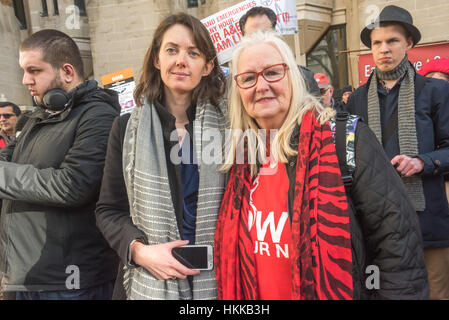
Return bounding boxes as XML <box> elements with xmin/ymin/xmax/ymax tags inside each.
<box><xmin>2</xmin><ymin>0</ymin><xmax>449</xmax><ymax>99</ymax></box>
<box><xmin>0</xmin><ymin>0</ymin><xmax>30</xmax><ymax>105</ymax></box>
<box><xmin>86</xmin><ymin>0</ymin><xmax>211</xmax><ymax>84</ymax></box>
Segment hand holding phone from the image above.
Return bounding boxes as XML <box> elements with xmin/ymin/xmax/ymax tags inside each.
<box><xmin>172</xmin><ymin>245</ymin><xmax>214</xmax><ymax>271</ymax></box>
<box><xmin>131</xmin><ymin>240</ymin><xmax>200</xmax><ymax>280</ymax></box>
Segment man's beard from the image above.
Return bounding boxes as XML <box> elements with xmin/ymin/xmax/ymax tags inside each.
<box><xmin>34</xmin><ymin>74</ymin><xmax>65</xmax><ymax>105</ymax></box>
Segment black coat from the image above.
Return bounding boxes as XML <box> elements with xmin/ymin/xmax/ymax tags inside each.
<box><xmin>299</xmin><ymin>66</ymin><xmax>320</xmax><ymax>98</ymax></box>
<box><xmin>285</xmin><ymin>121</ymin><xmax>429</xmax><ymax>299</ymax></box>
<box><xmin>95</xmin><ymin>102</ymin><xmax>198</xmax><ymax>300</ymax></box>
<box><xmin>0</xmin><ymin>81</ymin><xmax>120</xmax><ymax>291</ymax></box>
<box><xmin>346</xmin><ymin>73</ymin><xmax>449</xmax><ymax>248</ymax></box>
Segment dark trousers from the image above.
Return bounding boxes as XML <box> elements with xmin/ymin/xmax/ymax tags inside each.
<box><xmin>15</xmin><ymin>280</ymin><xmax>114</xmax><ymax>300</ymax></box>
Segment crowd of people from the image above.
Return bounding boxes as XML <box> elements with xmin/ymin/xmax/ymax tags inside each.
<box><xmin>0</xmin><ymin>5</ymin><xmax>448</xmax><ymax>300</ymax></box>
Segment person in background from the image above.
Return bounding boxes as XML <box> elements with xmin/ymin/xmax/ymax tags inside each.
<box><xmin>418</xmin><ymin>57</ymin><xmax>449</xmax><ymax>300</ymax></box>
<box><xmin>13</xmin><ymin>110</ymin><xmax>32</xmax><ymax>138</ymax></box>
<box><xmin>215</xmin><ymin>30</ymin><xmax>428</xmax><ymax>300</ymax></box>
<box><xmin>346</xmin><ymin>5</ymin><xmax>449</xmax><ymax>300</ymax></box>
<box><xmin>0</xmin><ymin>29</ymin><xmax>120</xmax><ymax>300</ymax></box>
<box><xmin>239</xmin><ymin>6</ymin><xmax>320</xmax><ymax>98</ymax></box>
<box><xmin>341</xmin><ymin>85</ymin><xmax>353</xmax><ymax>105</ymax></box>
<box><xmin>95</xmin><ymin>13</ymin><xmax>227</xmax><ymax>300</ymax></box>
<box><xmin>0</xmin><ymin>102</ymin><xmax>21</xmax><ymax>149</ymax></box>
<box><xmin>0</xmin><ymin>101</ymin><xmax>22</xmax><ymax>285</ymax></box>
<box><xmin>419</xmin><ymin>58</ymin><xmax>449</xmax><ymax>82</ymax></box>
<box><xmin>314</xmin><ymin>73</ymin><xmax>344</xmax><ymax>111</ymax></box>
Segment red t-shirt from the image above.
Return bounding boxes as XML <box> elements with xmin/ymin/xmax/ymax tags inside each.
<box><xmin>247</xmin><ymin>162</ymin><xmax>292</xmax><ymax>300</ymax></box>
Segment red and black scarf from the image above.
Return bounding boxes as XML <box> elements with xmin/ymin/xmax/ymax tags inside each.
<box><xmin>214</xmin><ymin>111</ymin><xmax>353</xmax><ymax>300</ymax></box>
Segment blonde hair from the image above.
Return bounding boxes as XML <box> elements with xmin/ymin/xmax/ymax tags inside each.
<box><xmin>222</xmin><ymin>31</ymin><xmax>334</xmax><ymax>176</ymax></box>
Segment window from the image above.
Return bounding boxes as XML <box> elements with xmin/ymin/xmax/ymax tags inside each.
<box><xmin>307</xmin><ymin>25</ymin><xmax>349</xmax><ymax>94</ymax></box>
<box><xmin>74</xmin><ymin>0</ymin><xmax>87</xmax><ymax>16</ymax></box>
<box><xmin>40</xmin><ymin>0</ymin><xmax>48</xmax><ymax>17</ymax></box>
<box><xmin>53</xmin><ymin>0</ymin><xmax>59</xmax><ymax>15</ymax></box>
<box><xmin>187</xmin><ymin>0</ymin><xmax>198</xmax><ymax>8</ymax></box>
<box><xmin>12</xmin><ymin>0</ymin><xmax>27</xmax><ymax>29</ymax></box>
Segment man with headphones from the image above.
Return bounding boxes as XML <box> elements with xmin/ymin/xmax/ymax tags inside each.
<box><xmin>0</xmin><ymin>29</ymin><xmax>120</xmax><ymax>300</ymax></box>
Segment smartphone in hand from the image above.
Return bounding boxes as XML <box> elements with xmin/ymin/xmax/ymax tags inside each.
<box><xmin>172</xmin><ymin>245</ymin><xmax>213</xmax><ymax>271</ymax></box>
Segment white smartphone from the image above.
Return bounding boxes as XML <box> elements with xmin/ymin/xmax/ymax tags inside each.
<box><xmin>172</xmin><ymin>245</ymin><xmax>214</xmax><ymax>271</ymax></box>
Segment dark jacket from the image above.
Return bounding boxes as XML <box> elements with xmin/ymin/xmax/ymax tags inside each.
<box><xmin>299</xmin><ymin>66</ymin><xmax>320</xmax><ymax>98</ymax></box>
<box><xmin>346</xmin><ymin>72</ymin><xmax>449</xmax><ymax>248</ymax></box>
<box><xmin>332</xmin><ymin>98</ymin><xmax>344</xmax><ymax>112</ymax></box>
<box><xmin>0</xmin><ymin>80</ymin><xmax>120</xmax><ymax>292</ymax></box>
<box><xmin>95</xmin><ymin>102</ymin><xmax>197</xmax><ymax>300</ymax></box>
<box><xmin>285</xmin><ymin>121</ymin><xmax>429</xmax><ymax>300</ymax></box>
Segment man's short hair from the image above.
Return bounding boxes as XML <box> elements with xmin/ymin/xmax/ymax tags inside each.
<box><xmin>0</xmin><ymin>102</ymin><xmax>21</xmax><ymax>116</ymax></box>
<box><xmin>239</xmin><ymin>7</ymin><xmax>277</xmax><ymax>36</ymax></box>
<box><xmin>20</xmin><ymin>29</ymin><xmax>85</xmax><ymax>79</ymax></box>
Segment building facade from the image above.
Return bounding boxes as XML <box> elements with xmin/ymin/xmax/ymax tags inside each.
<box><xmin>1</xmin><ymin>0</ymin><xmax>449</xmax><ymax>106</ymax></box>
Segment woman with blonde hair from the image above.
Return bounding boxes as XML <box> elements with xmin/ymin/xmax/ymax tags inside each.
<box><xmin>215</xmin><ymin>30</ymin><xmax>428</xmax><ymax>300</ymax></box>
<box><xmin>96</xmin><ymin>13</ymin><xmax>227</xmax><ymax>300</ymax></box>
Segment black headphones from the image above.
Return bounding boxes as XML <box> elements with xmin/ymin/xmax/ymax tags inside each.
<box><xmin>38</xmin><ymin>88</ymin><xmax>72</xmax><ymax>112</ymax></box>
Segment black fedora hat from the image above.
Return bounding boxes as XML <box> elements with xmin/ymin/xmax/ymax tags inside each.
<box><xmin>361</xmin><ymin>5</ymin><xmax>421</xmax><ymax>48</ymax></box>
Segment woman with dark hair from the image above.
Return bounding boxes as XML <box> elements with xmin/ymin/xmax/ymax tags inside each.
<box><xmin>95</xmin><ymin>13</ymin><xmax>227</xmax><ymax>300</ymax></box>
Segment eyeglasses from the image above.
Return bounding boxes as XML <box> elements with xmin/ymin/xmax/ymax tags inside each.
<box><xmin>234</xmin><ymin>63</ymin><xmax>289</xmax><ymax>89</ymax></box>
<box><xmin>320</xmin><ymin>87</ymin><xmax>330</xmax><ymax>95</ymax></box>
<box><xmin>0</xmin><ymin>114</ymin><xmax>15</xmax><ymax>119</ymax></box>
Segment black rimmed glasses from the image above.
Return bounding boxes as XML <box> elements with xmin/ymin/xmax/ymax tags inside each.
<box><xmin>234</xmin><ymin>63</ymin><xmax>289</xmax><ymax>89</ymax></box>
<box><xmin>320</xmin><ymin>87</ymin><xmax>330</xmax><ymax>95</ymax></box>
<box><xmin>0</xmin><ymin>114</ymin><xmax>16</xmax><ymax>119</ymax></box>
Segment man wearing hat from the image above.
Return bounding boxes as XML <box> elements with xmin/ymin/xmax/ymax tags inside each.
<box><xmin>340</xmin><ymin>85</ymin><xmax>353</xmax><ymax>105</ymax></box>
<box><xmin>314</xmin><ymin>73</ymin><xmax>344</xmax><ymax>111</ymax></box>
<box><xmin>346</xmin><ymin>5</ymin><xmax>449</xmax><ymax>300</ymax></box>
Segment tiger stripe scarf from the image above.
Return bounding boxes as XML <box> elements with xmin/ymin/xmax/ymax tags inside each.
<box><xmin>214</xmin><ymin>111</ymin><xmax>353</xmax><ymax>300</ymax></box>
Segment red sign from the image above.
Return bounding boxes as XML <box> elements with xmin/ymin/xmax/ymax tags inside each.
<box><xmin>357</xmin><ymin>43</ymin><xmax>449</xmax><ymax>85</ymax></box>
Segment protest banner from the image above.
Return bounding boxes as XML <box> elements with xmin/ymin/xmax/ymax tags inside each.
<box><xmin>101</xmin><ymin>68</ymin><xmax>136</xmax><ymax>115</ymax></box>
<box><xmin>201</xmin><ymin>0</ymin><xmax>298</xmax><ymax>64</ymax></box>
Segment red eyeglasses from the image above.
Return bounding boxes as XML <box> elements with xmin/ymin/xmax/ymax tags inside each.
<box><xmin>234</xmin><ymin>63</ymin><xmax>289</xmax><ymax>89</ymax></box>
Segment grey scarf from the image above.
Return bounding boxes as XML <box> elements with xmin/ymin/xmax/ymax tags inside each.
<box><xmin>122</xmin><ymin>99</ymin><xmax>227</xmax><ymax>300</ymax></box>
<box><xmin>367</xmin><ymin>55</ymin><xmax>425</xmax><ymax>211</ymax></box>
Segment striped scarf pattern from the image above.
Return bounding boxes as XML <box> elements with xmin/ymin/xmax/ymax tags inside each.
<box><xmin>367</xmin><ymin>55</ymin><xmax>425</xmax><ymax>211</ymax></box>
<box><xmin>122</xmin><ymin>99</ymin><xmax>227</xmax><ymax>300</ymax></box>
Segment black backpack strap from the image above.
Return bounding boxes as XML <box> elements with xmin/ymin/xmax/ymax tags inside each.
<box><xmin>382</xmin><ymin>74</ymin><xmax>429</xmax><ymax>147</ymax></box>
<box><xmin>335</xmin><ymin>111</ymin><xmax>353</xmax><ymax>188</ymax></box>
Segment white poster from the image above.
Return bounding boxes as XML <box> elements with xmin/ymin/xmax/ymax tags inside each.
<box><xmin>101</xmin><ymin>68</ymin><xmax>136</xmax><ymax>115</ymax></box>
<box><xmin>201</xmin><ymin>0</ymin><xmax>298</xmax><ymax>64</ymax></box>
